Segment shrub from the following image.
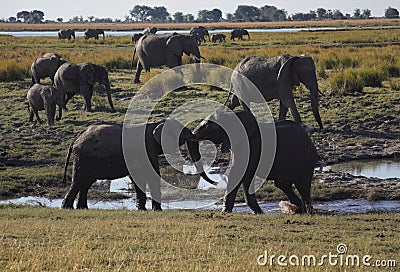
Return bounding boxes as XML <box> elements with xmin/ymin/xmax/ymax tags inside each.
<box><xmin>0</xmin><ymin>60</ymin><xmax>28</xmax><ymax>82</ymax></box>
<box><xmin>329</xmin><ymin>68</ymin><xmax>364</xmax><ymax>94</ymax></box>
<box><xmin>103</xmin><ymin>56</ymin><xmax>131</xmax><ymax>70</ymax></box>
<box><xmin>359</xmin><ymin>67</ymin><xmax>386</xmax><ymax>87</ymax></box>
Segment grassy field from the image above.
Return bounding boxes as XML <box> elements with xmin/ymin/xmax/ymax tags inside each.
<box><xmin>0</xmin><ymin>21</ymin><xmax>399</xmax><ymax>271</ymax></box>
<box><xmin>0</xmin><ymin>208</ymin><xmax>399</xmax><ymax>271</ymax></box>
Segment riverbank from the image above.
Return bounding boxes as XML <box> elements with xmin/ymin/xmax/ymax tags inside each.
<box><xmin>0</xmin><ymin>18</ymin><xmax>399</xmax><ymax>31</ymax></box>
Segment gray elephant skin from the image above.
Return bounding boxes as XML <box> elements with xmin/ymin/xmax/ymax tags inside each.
<box><xmin>143</xmin><ymin>27</ymin><xmax>158</xmax><ymax>35</ymax></box>
<box><xmin>62</xmin><ymin>119</ymin><xmax>215</xmax><ymax>210</ymax></box>
<box><xmin>132</xmin><ymin>33</ymin><xmax>144</xmax><ymax>43</ymax></box>
<box><xmin>54</xmin><ymin>62</ymin><xmax>114</xmax><ymax>112</ymax></box>
<box><xmin>84</xmin><ymin>29</ymin><xmax>105</xmax><ymax>40</ymax></box>
<box><xmin>27</xmin><ymin>83</ymin><xmax>63</xmax><ymax>126</ymax></box>
<box><xmin>230</xmin><ymin>28</ymin><xmax>250</xmax><ymax>40</ymax></box>
<box><xmin>192</xmin><ymin>110</ymin><xmax>318</xmax><ymax>214</ymax></box>
<box><xmin>228</xmin><ymin>54</ymin><xmax>323</xmax><ymax>129</ymax></box>
<box><xmin>132</xmin><ymin>33</ymin><xmax>202</xmax><ymax>83</ymax></box>
<box><xmin>190</xmin><ymin>26</ymin><xmax>210</xmax><ymax>45</ymax></box>
<box><xmin>58</xmin><ymin>29</ymin><xmax>75</xmax><ymax>40</ymax></box>
<box><xmin>211</xmin><ymin>33</ymin><xmax>226</xmax><ymax>43</ymax></box>
<box><xmin>30</xmin><ymin>53</ymin><xmax>66</xmax><ymax>87</ymax></box>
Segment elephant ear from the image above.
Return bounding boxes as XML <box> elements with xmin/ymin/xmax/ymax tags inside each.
<box><xmin>277</xmin><ymin>57</ymin><xmax>300</xmax><ymax>86</ymax></box>
<box><xmin>79</xmin><ymin>63</ymin><xmax>95</xmax><ymax>85</ymax></box>
<box><xmin>166</xmin><ymin>35</ymin><xmax>184</xmax><ymax>57</ymax></box>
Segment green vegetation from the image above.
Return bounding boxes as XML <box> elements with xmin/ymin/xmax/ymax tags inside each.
<box><xmin>0</xmin><ymin>208</ymin><xmax>399</xmax><ymax>271</ymax></box>
<box><xmin>1</xmin><ymin>27</ymin><xmax>400</xmax><ymax>201</ymax></box>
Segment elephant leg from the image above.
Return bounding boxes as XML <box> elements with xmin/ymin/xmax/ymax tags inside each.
<box><xmin>133</xmin><ymin>62</ymin><xmax>143</xmax><ymax>83</ymax></box>
<box><xmin>77</xmin><ymin>182</ymin><xmax>93</xmax><ymax>209</ymax></box>
<box><xmin>62</xmin><ymin>183</ymin><xmax>80</xmax><ymax>209</ymax></box>
<box><xmin>222</xmin><ymin>184</ymin><xmax>240</xmax><ymax>213</ymax></box>
<box><xmin>133</xmin><ymin>181</ymin><xmax>147</xmax><ymax>210</ymax></box>
<box><xmin>227</xmin><ymin>94</ymin><xmax>240</xmax><ymax>110</ymax></box>
<box><xmin>274</xmin><ymin>180</ymin><xmax>303</xmax><ymax>208</ymax></box>
<box><xmin>33</xmin><ymin>110</ymin><xmax>43</xmax><ymax>124</ymax></box>
<box><xmin>64</xmin><ymin>93</ymin><xmax>74</xmax><ymax>109</ymax></box>
<box><xmin>278</xmin><ymin>101</ymin><xmax>289</xmax><ymax>121</ymax></box>
<box><xmin>83</xmin><ymin>93</ymin><xmax>93</xmax><ymax>112</ymax></box>
<box><xmin>148</xmin><ymin>158</ymin><xmax>162</xmax><ymax>211</ymax></box>
<box><xmin>294</xmin><ymin>179</ymin><xmax>312</xmax><ymax>214</ymax></box>
<box><xmin>281</xmin><ymin>95</ymin><xmax>302</xmax><ymax>124</ymax></box>
<box><xmin>242</xmin><ymin>179</ymin><xmax>263</xmax><ymax>214</ymax></box>
<box><xmin>29</xmin><ymin>110</ymin><xmax>34</xmax><ymax>122</ymax></box>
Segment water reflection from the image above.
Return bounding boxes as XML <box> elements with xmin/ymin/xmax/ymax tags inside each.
<box><xmin>324</xmin><ymin>159</ymin><xmax>400</xmax><ymax>179</ymax></box>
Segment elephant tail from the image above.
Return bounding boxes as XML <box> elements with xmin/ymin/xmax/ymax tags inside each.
<box><xmin>63</xmin><ymin>142</ymin><xmax>74</xmax><ymax>184</ymax></box>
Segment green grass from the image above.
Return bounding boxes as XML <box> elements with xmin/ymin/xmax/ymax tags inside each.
<box><xmin>0</xmin><ymin>207</ymin><xmax>399</xmax><ymax>271</ymax></box>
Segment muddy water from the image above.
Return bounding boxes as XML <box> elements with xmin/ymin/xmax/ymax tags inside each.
<box><xmin>324</xmin><ymin>159</ymin><xmax>400</xmax><ymax>179</ymax></box>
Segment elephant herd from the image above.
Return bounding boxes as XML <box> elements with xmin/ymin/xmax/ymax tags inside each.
<box><xmin>25</xmin><ymin>27</ymin><xmax>324</xmax><ymax>214</ymax></box>
<box><xmin>58</xmin><ymin>28</ymin><xmax>105</xmax><ymax>40</ymax></box>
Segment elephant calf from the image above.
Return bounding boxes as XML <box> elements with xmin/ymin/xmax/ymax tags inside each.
<box><xmin>62</xmin><ymin>119</ymin><xmax>215</xmax><ymax>210</ymax></box>
<box><xmin>27</xmin><ymin>84</ymin><xmax>63</xmax><ymax>126</ymax></box>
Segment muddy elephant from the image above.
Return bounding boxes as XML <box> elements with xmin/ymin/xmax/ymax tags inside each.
<box><xmin>143</xmin><ymin>27</ymin><xmax>157</xmax><ymax>35</ymax></box>
<box><xmin>190</xmin><ymin>26</ymin><xmax>209</xmax><ymax>45</ymax></box>
<box><xmin>58</xmin><ymin>29</ymin><xmax>75</xmax><ymax>40</ymax></box>
<box><xmin>228</xmin><ymin>54</ymin><xmax>323</xmax><ymax>129</ymax></box>
<box><xmin>30</xmin><ymin>53</ymin><xmax>66</xmax><ymax>87</ymax></box>
<box><xmin>84</xmin><ymin>29</ymin><xmax>105</xmax><ymax>40</ymax></box>
<box><xmin>62</xmin><ymin>119</ymin><xmax>215</xmax><ymax>210</ymax></box>
<box><xmin>211</xmin><ymin>33</ymin><xmax>226</xmax><ymax>43</ymax></box>
<box><xmin>230</xmin><ymin>28</ymin><xmax>250</xmax><ymax>41</ymax></box>
<box><xmin>132</xmin><ymin>33</ymin><xmax>144</xmax><ymax>43</ymax></box>
<box><xmin>132</xmin><ymin>33</ymin><xmax>203</xmax><ymax>83</ymax></box>
<box><xmin>192</xmin><ymin>110</ymin><xmax>318</xmax><ymax>214</ymax></box>
<box><xmin>54</xmin><ymin>62</ymin><xmax>114</xmax><ymax>112</ymax></box>
<box><xmin>27</xmin><ymin>84</ymin><xmax>63</xmax><ymax>126</ymax></box>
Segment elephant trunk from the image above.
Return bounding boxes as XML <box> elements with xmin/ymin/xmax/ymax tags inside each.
<box><xmin>186</xmin><ymin>140</ymin><xmax>217</xmax><ymax>185</ymax></box>
<box><xmin>310</xmin><ymin>88</ymin><xmax>323</xmax><ymax>129</ymax></box>
<box><xmin>104</xmin><ymin>81</ymin><xmax>115</xmax><ymax>111</ymax></box>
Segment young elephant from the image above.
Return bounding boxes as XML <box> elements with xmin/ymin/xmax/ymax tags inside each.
<box><xmin>192</xmin><ymin>110</ymin><xmax>318</xmax><ymax>214</ymax></box>
<box><xmin>62</xmin><ymin>119</ymin><xmax>216</xmax><ymax>210</ymax></box>
<box><xmin>54</xmin><ymin>62</ymin><xmax>114</xmax><ymax>112</ymax></box>
<box><xmin>30</xmin><ymin>53</ymin><xmax>66</xmax><ymax>87</ymax></box>
<box><xmin>211</xmin><ymin>33</ymin><xmax>226</xmax><ymax>43</ymax></box>
<box><xmin>26</xmin><ymin>84</ymin><xmax>63</xmax><ymax>126</ymax></box>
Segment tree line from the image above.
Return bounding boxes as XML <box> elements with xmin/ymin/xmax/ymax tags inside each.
<box><xmin>2</xmin><ymin>5</ymin><xmax>399</xmax><ymax>24</ymax></box>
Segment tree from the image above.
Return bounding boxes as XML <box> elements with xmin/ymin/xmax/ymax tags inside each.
<box><xmin>16</xmin><ymin>11</ymin><xmax>30</xmax><ymax>22</ymax></box>
<box><xmin>234</xmin><ymin>5</ymin><xmax>260</xmax><ymax>21</ymax></box>
<box><xmin>8</xmin><ymin>17</ymin><xmax>17</xmax><ymax>23</ymax></box>
<box><xmin>88</xmin><ymin>16</ymin><xmax>95</xmax><ymax>22</ymax></box>
<box><xmin>210</xmin><ymin>8</ymin><xmax>223</xmax><ymax>22</ymax></box>
<box><xmin>353</xmin><ymin>8</ymin><xmax>361</xmax><ymax>19</ymax></box>
<box><xmin>28</xmin><ymin>10</ymin><xmax>44</xmax><ymax>24</ymax></box>
<box><xmin>173</xmin><ymin>12</ymin><xmax>184</xmax><ymax>23</ymax></box>
<box><xmin>385</xmin><ymin>7</ymin><xmax>399</xmax><ymax>18</ymax></box>
<box><xmin>332</xmin><ymin>10</ymin><xmax>345</xmax><ymax>20</ymax></box>
<box><xmin>57</xmin><ymin>17</ymin><xmax>63</xmax><ymax>22</ymax></box>
<box><xmin>149</xmin><ymin>6</ymin><xmax>169</xmax><ymax>23</ymax></box>
<box><xmin>129</xmin><ymin>5</ymin><xmax>152</xmax><ymax>22</ymax></box>
<box><xmin>226</xmin><ymin>13</ymin><xmax>233</xmax><ymax>21</ymax></box>
<box><xmin>184</xmin><ymin>14</ymin><xmax>194</xmax><ymax>22</ymax></box>
<box><xmin>316</xmin><ymin>8</ymin><xmax>327</xmax><ymax>20</ymax></box>
<box><xmin>259</xmin><ymin>5</ymin><xmax>277</xmax><ymax>21</ymax></box>
<box><xmin>272</xmin><ymin>9</ymin><xmax>287</xmax><ymax>21</ymax></box>
<box><xmin>362</xmin><ymin>9</ymin><xmax>371</xmax><ymax>19</ymax></box>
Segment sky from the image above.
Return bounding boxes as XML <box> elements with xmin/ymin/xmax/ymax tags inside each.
<box><xmin>1</xmin><ymin>0</ymin><xmax>398</xmax><ymax>21</ymax></box>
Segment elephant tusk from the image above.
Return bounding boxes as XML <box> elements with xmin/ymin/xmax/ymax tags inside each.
<box><xmin>194</xmin><ymin>55</ymin><xmax>201</xmax><ymax>61</ymax></box>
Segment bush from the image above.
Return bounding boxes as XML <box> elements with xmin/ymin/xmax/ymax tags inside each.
<box><xmin>103</xmin><ymin>56</ymin><xmax>131</xmax><ymax>70</ymax></box>
<box><xmin>329</xmin><ymin>68</ymin><xmax>364</xmax><ymax>94</ymax></box>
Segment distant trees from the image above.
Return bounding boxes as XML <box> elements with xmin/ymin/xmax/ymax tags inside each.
<box><xmin>15</xmin><ymin>10</ymin><xmax>44</xmax><ymax>23</ymax></box>
<box><xmin>385</xmin><ymin>7</ymin><xmax>399</xmax><ymax>18</ymax></box>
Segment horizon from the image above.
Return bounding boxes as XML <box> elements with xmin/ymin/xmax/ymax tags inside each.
<box><xmin>1</xmin><ymin>1</ymin><xmax>398</xmax><ymax>21</ymax></box>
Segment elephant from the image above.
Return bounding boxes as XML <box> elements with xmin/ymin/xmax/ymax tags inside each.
<box><xmin>211</xmin><ymin>33</ymin><xmax>226</xmax><ymax>43</ymax></box>
<box><xmin>58</xmin><ymin>29</ymin><xmax>75</xmax><ymax>40</ymax></box>
<box><xmin>30</xmin><ymin>53</ymin><xmax>66</xmax><ymax>87</ymax></box>
<box><xmin>132</xmin><ymin>33</ymin><xmax>203</xmax><ymax>84</ymax></box>
<box><xmin>190</xmin><ymin>26</ymin><xmax>209</xmax><ymax>45</ymax></box>
<box><xmin>230</xmin><ymin>28</ymin><xmax>250</xmax><ymax>41</ymax></box>
<box><xmin>26</xmin><ymin>84</ymin><xmax>63</xmax><ymax>126</ymax></box>
<box><xmin>143</xmin><ymin>27</ymin><xmax>158</xmax><ymax>35</ymax></box>
<box><xmin>54</xmin><ymin>62</ymin><xmax>114</xmax><ymax>112</ymax></box>
<box><xmin>84</xmin><ymin>29</ymin><xmax>105</xmax><ymax>40</ymax></box>
<box><xmin>62</xmin><ymin>119</ymin><xmax>216</xmax><ymax>209</ymax></box>
<box><xmin>192</xmin><ymin>110</ymin><xmax>318</xmax><ymax>214</ymax></box>
<box><xmin>132</xmin><ymin>33</ymin><xmax>144</xmax><ymax>43</ymax></box>
<box><xmin>228</xmin><ymin>54</ymin><xmax>323</xmax><ymax>129</ymax></box>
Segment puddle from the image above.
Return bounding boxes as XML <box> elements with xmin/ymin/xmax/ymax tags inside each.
<box><xmin>323</xmin><ymin>159</ymin><xmax>400</xmax><ymax>179</ymax></box>
<box><xmin>1</xmin><ymin>197</ymin><xmax>399</xmax><ymax>215</ymax></box>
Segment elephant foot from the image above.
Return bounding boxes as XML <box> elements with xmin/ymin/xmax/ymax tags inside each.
<box><xmin>133</xmin><ymin>79</ymin><xmax>141</xmax><ymax>84</ymax></box>
<box><xmin>221</xmin><ymin>207</ymin><xmax>233</xmax><ymax>213</ymax></box>
<box><xmin>152</xmin><ymin>201</ymin><xmax>162</xmax><ymax>211</ymax></box>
